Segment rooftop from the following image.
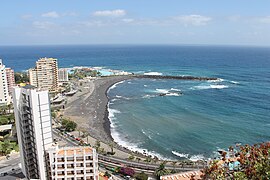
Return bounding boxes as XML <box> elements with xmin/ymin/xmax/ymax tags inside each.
<box><xmin>161</xmin><ymin>170</ymin><xmax>202</xmax><ymax>180</ymax></box>
<box><xmin>56</xmin><ymin>146</ymin><xmax>93</xmax><ymax>156</ymax></box>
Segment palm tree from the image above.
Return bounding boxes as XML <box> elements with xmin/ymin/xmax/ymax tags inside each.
<box><xmin>171</xmin><ymin>161</ymin><xmax>177</xmax><ymax>173</ymax></box>
<box><xmin>95</xmin><ymin>140</ymin><xmax>101</xmax><ymax>152</ymax></box>
<box><xmin>109</xmin><ymin>143</ymin><xmax>114</xmax><ymax>155</ymax></box>
<box><xmin>136</xmin><ymin>157</ymin><xmax>141</xmax><ymax>162</ymax></box>
<box><xmin>155</xmin><ymin>162</ymin><xmax>170</xmax><ymax>180</ymax></box>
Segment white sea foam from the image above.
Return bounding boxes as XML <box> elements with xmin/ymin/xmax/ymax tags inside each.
<box><xmin>144</xmin><ymin>72</ymin><xmax>163</xmax><ymax>76</ymax></box>
<box><xmin>108</xmin><ymin>80</ymin><xmax>126</xmax><ymax>92</ymax></box>
<box><xmin>116</xmin><ymin>95</ymin><xmax>123</xmax><ymax>98</ymax></box>
<box><xmin>142</xmin><ymin>94</ymin><xmax>157</xmax><ymax>99</ymax></box>
<box><xmin>144</xmin><ymin>85</ymin><xmax>148</xmax><ymax>87</ymax></box>
<box><xmin>172</xmin><ymin>151</ymin><xmax>189</xmax><ymax>158</ymax></box>
<box><xmin>111</xmin><ymin>127</ymin><xmax>172</xmax><ymax>160</ymax></box>
<box><xmin>166</xmin><ymin>93</ymin><xmax>180</xmax><ymax>96</ymax></box>
<box><xmin>108</xmin><ymin>108</ymin><xmax>121</xmax><ymax>119</ymax></box>
<box><xmin>189</xmin><ymin>154</ymin><xmax>205</xmax><ymax>162</ymax></box>
<box><xmin>170</xmin><ymin>88</ymin><xmax>181</xmax><ymax>92</ymax></box>
<box><xmin>191</xmin><ymin>84</ymin><xmax>229</xmax><ymax>90</ymax></box>
<box><xmin>141</xmin><ymin>129</ymin><xmax>153</xmax><ymax>140</ymax></box>
<box><xmin>208</xmin><ymin>78</ymin><xmax>224</xmax><ymax>83</ymax></box>
<box><xmin>156</xmin><ymin>89</ymin><xmax>170</xmax><ymax>93</ymax></box>
<box><xmin>230</xmin><ymin>81</ymin><xmax>239</xmax><ymax>84</ymax></box>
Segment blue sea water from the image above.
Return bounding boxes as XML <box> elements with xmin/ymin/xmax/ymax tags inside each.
<box><xmin>1</xmin><ymin>45</ymin><xmax>270</xmax><ymax>160</ymax></box>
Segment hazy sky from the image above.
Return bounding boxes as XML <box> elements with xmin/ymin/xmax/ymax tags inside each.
<box><xmin>1</xmin><ymin>0</ymin><xmax>270</xmax><ymax>46</ymax></box>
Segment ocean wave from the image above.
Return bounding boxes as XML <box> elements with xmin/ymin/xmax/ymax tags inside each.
<box><xmin>230</xmin><ymin>81</ymin><xmax>239</xmax><ymax>84</ymax></box>
<box><xmin>141</xmin><ymin>129</ymin><xmax>153</xmax><ymax>140</ymax></box>
<box><xmin>189</xmin><ymin>154</ymin><xmax>205</xmax><ymax>162</ymax></box>
<box><xmin>156</xmin><ymin>89</ymin><xmax>170</xmax><ymax>93</ymax></box>
<box><xmin>165</xmin><ymin>93</ymin><xmax>181</xmax><ymax>96</ymax></box>
<box><xmin>207</xmin><ymin>78</ymin><xmax>224</xmax><ymax>83</ymax></box>
<box><xmin>191</xmin><ymin>84</ymin><xmax>229</xmax><ymax>90</ymax></box>
<box><xmin>144</xmin><ymin>72</ymin><xmax>163</xmax><ymax>76</ymax></box>
<box><xmin>170</xmin><ymin>88</ymin><xmax>181</xmax><ymax>92</ymax></box>
<box><xmin>115</xmin><ymin>95</ymin><xmax>132</xmax><ymax>100</ymax></box>
<box><xmin>172</xmin><ymin>151</ymin><xmax>189</xmax><ymax>158</ymax></box>
<box><xmin>142</xmin><ymin>94</ymin><xmax>157</xmax><ymax>99</ymax></box>
<box><xmin>111</xmin><ymin>128</ymin><xmax>172</xmax><ymax>160</ymax></box>
<box><xmin>108</xmin><ymin>80</ymin><xmax>126</xmax><ymax>92</ymax></box>
<box><xmin>144</xmin><ymin>85</ymin><xmax>148</xmax><ymax>87</ymax></box>
<box><xmin>155</xmin><ymin>89</ymin><xmax>182</xmax><ymax>96</ymax></box>
<box><xmin>172</xmin><ymin>151</ymin><xmax>205</xmax><ymax>161</ymax></box>
<box><xmin>108</xmin><ymin>108</ymin><xmax>121</xmax><ymax>119</ymax></box>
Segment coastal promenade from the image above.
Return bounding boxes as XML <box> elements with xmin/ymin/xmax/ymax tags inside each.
<box><xmin>52</xmin><ymin>129</ymin><xmax>204</xmax><ymax>174</ymax></box>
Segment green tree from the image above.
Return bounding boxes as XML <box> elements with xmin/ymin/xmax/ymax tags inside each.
<box><xmin>201</xmin><ymin>142</ymin><xmax>270</xmax><ymax>180</ymax></box>
<box><xmin>0</xmin><ymin>140</ymin><xmax>12</xmax><ymax>155</ymax></box>
<box><xmin>94</xmin><ymin>140</ymin><xmax>101</xmax><ymax>152</ymax></box>
<box><xmin>61</xmin><ymin>118</ymin><xmax>77</xmax><ymax>132</ymax></box>
<box><xmin>128</xmin><ymin>155</ymin><xmax>135</xmax><ymax>161</ymax></box>
<box><xmin>134</xmin><ymin>172</ymin><xmax>148</xmax><ymax>180</ymax></box>
<box><xmin>155</xmin><ymin>162</ymin><xmax>170</xmax><ymax>180</ymax></box>
<box><xmin>109</xmin><ymin>143</ymin><xmax>115</xmax><ymax>155</ymax></box>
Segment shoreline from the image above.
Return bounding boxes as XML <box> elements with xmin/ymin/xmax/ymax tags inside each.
<box><xmin>63</xmin><ymin>74</ymin><xmax>218</xmax><ymax>160</ymax></box>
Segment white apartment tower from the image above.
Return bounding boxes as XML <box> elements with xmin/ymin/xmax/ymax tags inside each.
<box><xmin>5</xmin><ymin>67</ymin><xmax>16</xmax><ymax>96</ymax></box>
<box><xmin>29</xmin><ymin>57</ymin><xmax>59</xmax><ymax>91</ymax></box>
<box><xmin>58</xmin><ymin>68</ymin><xmax>69</xmax><ymax>84</ymax></box>
<box><xmin>13</xmin><ymin>86</ymin><xmax>53</xmax><ymax>180</ymax></box>
<box><xmin>46</xmin><ymin>146</ymin><xmax>99</xmax><ymax>180</ymax></box>
<box><xmin>0</xmin><ymin>59</ymin><xmax>9</xmax><ymax>104</ymax></box>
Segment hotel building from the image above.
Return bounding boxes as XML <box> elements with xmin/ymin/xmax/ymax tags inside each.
<box><xmin>29</xmin><ymin>57</ymin><xmax>59</xmax><ymax>91</ymax></box>
<box><xmin>0</xmin><ymin>59</ymin><xmax>9</xmax><ymax>104</ymax></box>
<box><xmin>5</xmin><ymin>67</ymin><xmax>16</xmax><ymax>96</ymax></box>
<box><xmin>13</xmin><ymin>86</ymin><xmax>99</xmax><ymax>180</ymax></box>
<box><xmin>46</xmin><ymin>146</ymin><xmax>99</xmax><ymax>180</ymax></box>
<box><xmin>13</xmin><ymin>85</ymin><xmax>53</xmax><ymax>180</ymax></box>
<box><xmin>58</xmin><ymin>68</ymin><xmax>69</xmax><ymax>84</ymax></box>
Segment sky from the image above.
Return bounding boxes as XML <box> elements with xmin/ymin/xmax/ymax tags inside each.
<box><xmin>1</xmin><ymin>0</ymin><xmax>270</xmax><ymax>46</ymax></box>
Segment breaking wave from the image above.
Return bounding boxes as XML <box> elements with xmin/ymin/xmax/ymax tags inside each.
<box><xmin>144</xmin><ymin>72</ymin><xmax>163</xmax><ymax>75</ymax></box>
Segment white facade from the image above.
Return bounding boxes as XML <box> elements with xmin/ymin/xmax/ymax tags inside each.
<box><xmin>58</xmin><ymin>68</ymin><xmax>69</xmax><ymax>84</ymax></box>
<box><xmin>46</xmin><ymin>146</ymin><xmax>99</xmax><ymax>180</ymax></box>
<box><xmin>0</xmin><ymin>59</ymin><xmax>9</xmax><ymax>104</ymax></box>
<box><xmin>13</xmin><ymin>86</ymin><xmax>53</xmax><ymax>180</ymax></box>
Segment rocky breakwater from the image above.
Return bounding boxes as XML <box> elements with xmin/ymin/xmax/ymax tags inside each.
<box><xmin>133</xmin><ymin>74</ymin><xmax>218</xmax><ymax>81</ymax></box>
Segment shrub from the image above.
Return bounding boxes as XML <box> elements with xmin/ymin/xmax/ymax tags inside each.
<box><xmin>61</xmin><ymin>118</ymin><xmax>77</xmax><ymax>132</ymax></box>
<box><xmin>120</xmin><ymin>167</ymin><xmax>135</xmax><ymax>177</ymax></box>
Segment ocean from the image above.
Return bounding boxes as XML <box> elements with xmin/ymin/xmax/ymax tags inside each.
<box><xmin>1</xmin><ymin>45</ymin><xmax>270</xmax><ymax>160</ymax></box>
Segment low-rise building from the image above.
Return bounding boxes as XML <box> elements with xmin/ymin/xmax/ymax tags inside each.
<box><xmin>46</xmin><ymin>146</ymin><xmax>99</xmax><ymax>180</ymax></box>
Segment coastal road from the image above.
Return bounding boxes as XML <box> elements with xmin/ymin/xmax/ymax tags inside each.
<box><xmin>52</xmin><ymin>129</ymin><xmax>204</xmax><ymax>173</ymax></box>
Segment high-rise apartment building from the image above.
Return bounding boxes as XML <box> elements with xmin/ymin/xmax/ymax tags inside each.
<box><xmin>46</xmin><ymin>146</ymin><xmax>99</xmax><ymax>180</ymax></box>
<box><xmin>0</xmin><ymin>59</ymin><xmax>9</xmax><ymax>104</ymax></box>
<box><xmin>13</xmin><ymin>86</ymin><xmax>99</xmax><ymax>180</ymax></box>
<box><xmin>29</xmin><ymin>57</ymin><xmax>59</xmax><ymax>91</ymax></box>
<box><xmin>13</xmin><ymin>86</ymin><xmax>53</xmax><ymax>180</ymax></box>
<box><xmin>28</xmin><ymin>68</ymin><xmax>38</xmax><ymax>88</ymax></box>
<box><xmin>58</xmin><ymin>68</ymin><xmax>69</xmax><ymax>84</ymax></box>
<box><xmin>5</xmin><ymin>67</ymin><xmax>16</xmax><ymax>96</ymax></box>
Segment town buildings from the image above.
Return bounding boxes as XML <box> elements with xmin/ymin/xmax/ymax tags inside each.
<box><xmin>58</xmin><ymin>68</ymin><xmax>69</xmax><ymax>84</ymax></box>
<box><xmin>5</xmin><ymin>67</ymin><xmax>16</xmax><ymax>96</ymax></box>
<box><xmin>13</xmin><ymin>86</ymin><xmax>98</xmax><ymax>180</ymax></box>
<box><xmin>0</xmin><ymin>59</ymin><xmax>12</xmax><ymax>104</ymax></box>
<box><xmin>29</xmin><ymin>57</ymin><xmax>59</xmax><ymax>91</ymax></box>
<box><xmin>46</xmin><ymin>146</ymin><xmax>99</xmax><ymax>180</ymax></box>
<box><xmin>13</xmin><ymin>85</ymin><xmax>53</xmax><ymax>180</ymax></box>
